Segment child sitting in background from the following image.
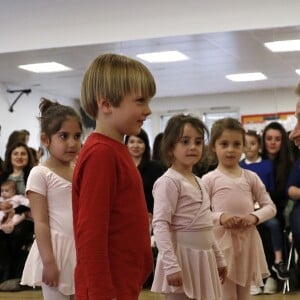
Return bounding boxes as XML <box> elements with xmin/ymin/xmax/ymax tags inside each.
<box><xmin>240</xmin><ymin>130</ymin><xmax>274</xmax><ymax>193</ymax></box>
<box><xmin>0</xmin><ymin>180</ymin><xmax>29</xmax><ymax>234</ymax></box>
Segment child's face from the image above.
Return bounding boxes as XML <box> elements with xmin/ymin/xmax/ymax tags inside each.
<box><xmin>172</xmin><ymin>123</ymin><xmax>204</xmax><ymax>171</ymax></box>
<box><xmin>44</xmin><ymin>118</ymin><xmax>82</xmax><ymax>163</ymax></box>
<box><xmin>244</xmin><ymin>135</ymin><xmax>260</xmax><ymax>161</ymax></box>
<box><xmin>127</xmin><ymin>136</ymin><xmax>145</xmax><ymax>159</ymax></box>
<box><xmin>108</xmin><ymin>93</ymin><xmax>151</xmax><ymax>140</ymax></box>
<box><xmin>264</xmin><ymin>129</ymin><xmax>282</xmax><ymax>158</ymax></box>
<box><xmin>1</xmin><ymin>185</ymin><xmax>15</xmax><ymax>199</ymax></box>
<box><xmin>214</xmin><ymin>129</ymin><xmax>244</xmax><ymax>168</ymax></box>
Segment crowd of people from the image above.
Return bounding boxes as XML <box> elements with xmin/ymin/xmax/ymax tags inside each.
<box><xmin>0</xmin><ymin>53</ymin><xmax>300</xmax><ymax>300</ymax></box>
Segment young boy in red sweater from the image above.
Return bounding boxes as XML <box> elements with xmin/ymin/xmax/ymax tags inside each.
<box><xmin>72</xmin><ymin>53</ymin><xmax>156</xmax><ymax>300</ymax></box>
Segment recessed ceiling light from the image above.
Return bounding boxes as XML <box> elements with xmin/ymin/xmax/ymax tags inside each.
<box><xmin>264</xmin><ymin>40</ymin><xmax>300</xmax><ymax>52</ymax></box>
<box><xmin>136</xmin><ymin>51</ymin><xmax>189</xmax><ymax>63</ymax></box>
<box><xmin>225</xmin><ymin>72</ymin><xmax>267</xmax><ymax>82</ymax></box>
<box><xmin>18</xmin><ymin>62</ymin><xmax>72</xmax><ymax>73</ymax></box>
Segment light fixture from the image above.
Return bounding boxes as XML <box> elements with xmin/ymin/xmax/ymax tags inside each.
<box><xmin>296</xmin><ymin>69</ymin><xmax>300</xmax><ymax>75</ymax></box>
<box><xmin>264</xmin><ymin>40</ymin><xmax>300</xmax><ymax>52</ymax></box>
<box><xmin>225</xmin><ymin>72</ymin><xmax>267</xmax><ymax>82</ymax></box>
<box><xmin>136</xmin><ymin>51</ymin><xmax>189</xmax><ymax>63</ymax></box>
<box><xmin>18</xmin><ymin>62</ymin><xmax>72</xmax><ymax>73</ymax></box>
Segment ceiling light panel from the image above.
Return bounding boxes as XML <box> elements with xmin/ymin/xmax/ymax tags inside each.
<box><xmin>264</xmin><ymin>40</ymin><xmax>300</xmax><ymax>52</ymax></box>
<box><xmin>18</xmin><ymin>62</ymin><xmax>72</xmax><ymax>73</ymax></box>
<box><xmin>226</xmin><ymin>72</ymin><xmax>267</xmax><ymax>82</ymax></box>
<box><xmin>136</xmin><ymin>51</ymin><xmax>189</xmax><ymax>63</ymax></box>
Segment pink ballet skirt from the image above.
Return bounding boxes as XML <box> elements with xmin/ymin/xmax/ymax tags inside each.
<box><xmin>214</xmin><ymin>226</ymin><xmax>269</xmax><ymax>287</ymax></box>
<box><xmin>151</xmin><ymin>230</ymin><xmax>222</xmax><ymax>300</ymax></box>
<box><xmin>21</xmin><ymin>229</ymin><xmax>76</xmax><ymax>295</ymax></box>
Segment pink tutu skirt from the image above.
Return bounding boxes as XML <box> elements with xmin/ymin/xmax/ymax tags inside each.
<box><xmin>214</xmin><ymin>226</ymin><xmax>269</xmax><ymax>287</ymax></box>
<box><xmin>151</xmin><ymin>229</ymin><xmax>222</xmax><ymax>300</ymax></box>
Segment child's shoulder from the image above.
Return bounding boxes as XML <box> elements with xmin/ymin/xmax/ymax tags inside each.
<box><xmin>155</xmin><ymin>168</ymin><xmax>180</xmax><ymax>185</ymax></box>
<box><xmin>80</xmin><ymin>133</ymin><xmax>127</xmax><ymax>162</ymax></box>
<box><xmin>83</xmin><ymin>132</ymin><xmax>126</xmax><ymax>152</ymax></box>
<box><xmin>241</xmin><ymin>168</ymin><xmax>261</xmax><ymax>182</ymax></box>
<box><xmin>201</xmin><ymin>168</ymin><xmax>218</xmax><ymax>180</ymax></box>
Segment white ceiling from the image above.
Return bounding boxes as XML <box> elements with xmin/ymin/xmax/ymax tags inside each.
<box><xmin>2</xmin><ymin>1</ymin><xmax>300</xmax><ymax>100</ymax></box>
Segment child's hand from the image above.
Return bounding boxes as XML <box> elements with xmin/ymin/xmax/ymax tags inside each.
<box><xmin>166</xmin><ymin>271</ymin><xmax>183</xmax><ymax>287</ymax></box>
<box><xmin>218</xmin><ymin>266</ymin><xmax>228</xmax><ymax>284</ymax></box>
<box><xmin>238</xmin><ymin>214</ymin><xmax>258</xmax><ymax>227</ymax></box>
<box><xmin>42</xmin><ymin>261</ymin><xmax>59</xmax><ymax>287</ymax></box>
<box><xmin>0</xmin><ymin>202</ymin><xmax>13</xmax><ymax>211</ymax></box>
<box><xmin>220</xmin><ymin>214</ymin><xmax>241</xmax><ymax>228</ymax></box>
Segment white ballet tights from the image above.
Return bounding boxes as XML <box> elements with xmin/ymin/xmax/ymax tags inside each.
<box><xmin>41</xmin><ymin>283</ymin><xmax>74</xmax><ymax>300</ymax></box>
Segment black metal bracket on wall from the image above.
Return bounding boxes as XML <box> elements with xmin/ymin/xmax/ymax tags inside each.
<box><xmin>7</xmin><ymin>89</ymin><xmax>31</xmax><ymax>112</ymax></box>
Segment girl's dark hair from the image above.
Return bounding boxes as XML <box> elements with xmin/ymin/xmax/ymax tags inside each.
<box><xmin>125</xmin><ymin>129</ymin><xmax>150</xmax><ymax>172</ymax></box>
<box><xmin>152</xmin><ymin>132</ymin><xmax>163</xmax><ymax>161</ymax></box>
<box><xmin>6</xmin><ymin>130</ymin><xmax>27</xmax><ymax>151</ymax></box>
<box><xmin>2</xmin><ymin>142</ymin><xmax>35</xmax><ymax>186</ymax></box>
<box><xmin>261</xmin><ymin>122</ymin><xmax>294</xmax><ymax>191</ymax></box>
<box><xmin>39</xmin><ymin>98</ymin><xmax>82</xmax><ymax>138</ymax></box>
<box><xmin>245</xmin><ymin>129</ymin><xmax>261</xmax><ymax>145</ymax></box>
<box><xmin>161</xmin><ymin>114</ymin><xmax>208</xmax><ymax>167</ymax></box>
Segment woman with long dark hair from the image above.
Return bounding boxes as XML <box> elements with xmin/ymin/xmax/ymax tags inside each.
<box><xmin>0</xmin><ymin>142</ymin><xmax>35</xmax><ymax>285</ymax></box>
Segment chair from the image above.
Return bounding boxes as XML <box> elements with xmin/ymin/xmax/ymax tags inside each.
<box><xmin>283</xmin><ymin>232</ymin><xmax>298</xmax><ymax>294</ymax></box>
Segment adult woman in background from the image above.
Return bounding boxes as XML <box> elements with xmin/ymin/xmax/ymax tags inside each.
<box><xmin>259</xmin><ymin>122</ymin><xmax>294</xmax><ymax>294</ymax></box>
<box><xmin>5</xmin><ymin>131</ymin><xmax>28</xmax><ymax>156</ymax></box>
<box><xmin>0</xmin><ymin>142</ymin><xmax>35</xmax><ymax>285</ymax></box>
<box><xmin>125</xmin><ymin>129</ymin><xmax>165</xmax><ymax>220</ymax></box>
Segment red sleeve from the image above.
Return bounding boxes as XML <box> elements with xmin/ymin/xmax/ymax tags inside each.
<box><xmin>73</xmin><ymin>144</ymin><xmax>117</xmax><ymax>299</ymax></box>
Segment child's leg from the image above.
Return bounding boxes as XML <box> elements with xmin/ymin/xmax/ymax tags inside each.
<box><xmin>222</xmin><ymin>278</ymin><xmax>237</xmax><ymax>300</ymax></box>
<box><xmin>263</xmin><ymin>217</ymin><xmax>283</xmax><ymax>258</ymax></box>
<box><xmin>41</xmin><ymin>283</ymin><xmax>74</xmax><ymax>300</ymax></box>
<box><xmin>165</xmin><ymin>293</ymin><xmax>191</xmax><ymax>300</ymax></box>
<box><xmin>237</xmin><ymin>284</ymin><xmax>250</xmax><ymax>300</ymax></box>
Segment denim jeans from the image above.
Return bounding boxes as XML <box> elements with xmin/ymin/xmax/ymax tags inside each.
<box><xmin>263</xmin><ymin>217</ymin><xmax>283</xmax><ymax>251</ymax></box>
<box><xmin>290</xmin><ymin>202</ymin><xmax>300</xmax><ymax>253</ymax></box>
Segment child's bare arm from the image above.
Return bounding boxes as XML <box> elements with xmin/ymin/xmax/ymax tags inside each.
<box><xmin>28</xmin><ymin>190</ymin><xmax>59</xmax><ymax>287</ymax></box>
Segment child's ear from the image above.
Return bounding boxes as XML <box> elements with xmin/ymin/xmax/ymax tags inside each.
<box><xmin>97</xmin><ymin>97</ymin><xmax>112</xmax><ymax>114</ymax></box>
<box><xmin>40</xmin><ymin>132</ymin><xmax>49</xmax><ymax>148</ymax></box>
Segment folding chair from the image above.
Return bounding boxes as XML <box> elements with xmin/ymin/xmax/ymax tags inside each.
<box><xmin>283</xmin><ymin>232</ymin><xmax>297</xmax><ymax>294</ymax></box>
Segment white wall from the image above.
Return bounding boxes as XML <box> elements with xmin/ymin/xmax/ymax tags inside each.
<box><xmin>149</xmin><ymin>87</ymin><xmax>297</xmax><ymax>139</ymax></box>
<box><xmin>1</xmin><ymin>84</ymin><xmax>297</xmax><ymax>158</ymax></box>
<box><xmin>151</xmin><ymin>88</ymin><xmax>296</xmax><ymax>115</ymax></box>
<box><xmin>1</xmin><ymin>1</ymin><xmax>300</xmax><ymax>157</ymax></box>
<box><xmin>0</xmin><ymin>84</ymin><xmax>77</xmax><ymax>158</ymax></box>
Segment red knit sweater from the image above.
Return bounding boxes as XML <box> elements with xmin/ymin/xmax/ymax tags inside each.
<box><xmin>72</xmin><ymin>133</ymin><xmax>153</xmax><ymax>300</ymax></box>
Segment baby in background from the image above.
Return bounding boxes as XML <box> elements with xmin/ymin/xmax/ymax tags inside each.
<box><xmin>0</xmin><ymin>180</ymin><xmax>29</xmax><ymax>233</ymax></box>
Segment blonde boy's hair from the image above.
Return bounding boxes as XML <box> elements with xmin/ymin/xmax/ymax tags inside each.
<box><xmin>81</xmin><ymin>53</ymin><xmax>156</xmax><ymax>119</ymax></box>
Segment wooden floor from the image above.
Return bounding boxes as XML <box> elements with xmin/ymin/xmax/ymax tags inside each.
<box><xmin>0</xmin><ymin>289</ymin><xmax>299</xmax><ymax>299</ymax></box>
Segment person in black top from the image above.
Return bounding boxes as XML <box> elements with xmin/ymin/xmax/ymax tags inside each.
<box><xmin>125</xmin><ymin>129</ymin><xmax>165</xmax><ymax>218</ymax></box>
